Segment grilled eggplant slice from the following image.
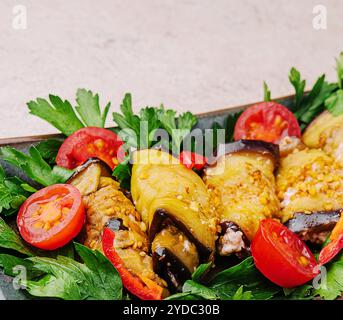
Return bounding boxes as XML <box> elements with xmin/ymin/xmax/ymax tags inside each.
<box><xmin>67</xmin><ymin>158</ymin><xmax>112</xmax><ymax>195</ymax></box>
<box><xmin>285</xmin><ymin>211</ymin><xmax>341</xmax><ymax>244</ymax></box>
<box><xmin>203</xmin><ymin>140</ymin><xmax>280</xmax><ymax>255</ymax></box>
<box><xmin>302</xmin><ymin>111</ymin><xmax>343</xmax><ymax>165</ymax></box>
<box><xmin>214</xmin><ymin>139</ymin><xmax>279</xmax><ymax>168</ymax></box>
<box><xmin>276</xmin><ymin>148</ymin><xmax>343</xmax><ymax>242</ymax></box>
<box><xmin>131</xmin><ymin>149</ymin><xmax>217</xmax><ymax>288</ymax></box>
<box><xmin>151</xmin><ymin>225</ymin><xmax>199</xmax><ymax>291</ymax></box>
<box><xmin>69</xmin><ymin>159</ymin><xmax>167</xmax><ymax>291</ymax></box>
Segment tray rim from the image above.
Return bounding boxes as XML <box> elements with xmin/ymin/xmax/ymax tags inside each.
<box><xmin>0</xmin><ymin>93</ymin><xmax>296</xmax><ymax>146</ymax></box>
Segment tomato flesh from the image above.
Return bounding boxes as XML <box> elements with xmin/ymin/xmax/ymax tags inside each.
<box><xmin>234</xmin><ymin>102</ymin><xmax>301</xmax><ymax>143</ymax></box>
<box><xmin>56</xmin><ymin>127</ymin><xmax>124</xmax><ymax>170</ymax></box>
<box><xmin>251</xmin><ymin>219</ymin><xmax>319</xmax><ymax>288</ymax></box>
<box><xmin>17</xmin><ymin>184</ymin><xmax>85</xmax><ymax>250</ymax></box>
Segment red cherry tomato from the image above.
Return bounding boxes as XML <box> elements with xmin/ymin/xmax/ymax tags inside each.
<box><xmin>179</xmin><ymin>151</ymin><xmax>207</xmax><ymax>170</ymax></box>
<box><xmin>251</xmin><ymin>219</ymin><xmax>319</xmax><ymax>288</ymax></box>
<box><xmin>234</xmin><ymin>102</ymin><xmax>301</xmax><ymax>143</ymax></box>
<box><xmin>17</xmin><ymin>184</ymin><xmax>85</xmax><ymax>250</ymax></box>
<box><xmin>56</xmin><ymin>127</ymin><xmax>124</xmax><ymax>170</ymax></box>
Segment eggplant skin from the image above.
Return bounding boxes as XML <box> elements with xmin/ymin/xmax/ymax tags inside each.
<box><xmin>151</xmin><ymin>225</ymin><xmax>199</xmax><ymax>292</ymax></box>
<box><xmin>152</xmin><ymin>247</ymin><xmax>191</xmax><ymax>293</ymax></box>
<box><xmin>67</xmin><ymin>157</ymin><xmax>112</xmax><ymax>181</ymax></box>
<box><xmin>67</xmin><ymin>158</ymin><xmax>112</xmax><ymax>196</ymax></box>
<box><xmin>211</xmin><ymin>140</ymin><xmax>280</xmax><ymax>169</ymax></box>
<box><xmin>285</xmin><ymin>210</ymin><xmax>341</xmax><ymax>244</ymax></box>
<box><xmin>149</xmin><ymin>209</ymin><xmax>212</xmax><ymax>261</ymax></box>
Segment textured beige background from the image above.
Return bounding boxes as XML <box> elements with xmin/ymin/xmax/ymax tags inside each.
<box><xmin>0</xmin><ymin>0</ymin><xmax>342</xmax><ymax>138</ymax></box>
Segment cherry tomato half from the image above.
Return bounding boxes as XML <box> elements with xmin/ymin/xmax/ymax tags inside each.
<box><xmin>17</xmin><ymin>184</ymin><xmax>85</xmax><ymax>250</ymax></box>
<box><xmin>179</xmin><ymin>151</ymin><xmax>208</xmax><ymax>171</ymax></box>
<box><xmin>56</xmin><ymin>127</ymin><xmax>124</xmax><ymax>170</ymax></box>
<box><xmin>251</xmin><ymin>219</ymin><xmax>319</xmax><ymax>288</ymax></box>
<box><xmin>234</xmin><ymin>102</ymin><xmax>301</xmax><ymax>143</ymax></box>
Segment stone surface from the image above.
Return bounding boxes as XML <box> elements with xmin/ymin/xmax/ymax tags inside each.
<box><xmin>0</xmin><ymin>0</ymin><xmax>342</xmax><ymax>138</ymax></box>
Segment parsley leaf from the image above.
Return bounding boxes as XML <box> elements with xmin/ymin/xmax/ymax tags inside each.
<box><xmin>208</xmin><ymin>257</ymin><xmax>280</xmax><ymax>300</ymax></box>
<box><xmin>112</xmin><ymin>158</ymin><xmax>131</xmax><ymax>190</ymax></box>
<box><xmin>28</xmin><ymin>89</ymin><xmax>111</xmax><ymax>136</ymax></box>
<box><xmin>263</xmin><ymin>81</ymin><xmax>271</xmax><ymax>102</ymax></box>
<box><xmin>112</xmin><ymin>93</ymin><xmax>144</xmax><ymax>148</ymax></box>
<box><xmin>0</xmin><ymin>165</ymin><xmax>35</xmax><ymax>216</ymax></box>
<box><xmin>294</xmin><ymin>74</ymin><xmax>337</xmax><ymax>127</ymax></box>
<box><xmin>75</xmin><ymin>89</ymin><xmax>111</xmax><ymax>128</ymax></box>
<box><xmin>164</xmin><ymin>292</ymin><xmax>201</xmax><ymax>300</ymax></box>
<box><xmin>113</xmin><ymin>93</ymin><xmax>197</xmax><ymax>154</ymax></box>
<box><xmin>28</xmin><ymin>95</ymin><xmax>84</xmax><ymax>136</ymax></box>
<box><xmin>35</xmin><ymin>139</ymin><xmax>63</xmax><ymax>165</ymax></box>
<box><xmin>314</xmin><ymin>254</ymin><xmax>343</xmax><ymax>300</ymax></box>
<box><xmin>336</xmin><ymin>52</ymin><xmax>343</xmax><ymax>89</ymax></box>
<box><xmin>191</xmin><ymin>262</ymin><xmax>212</xmax><ymax>282</ymax></box>
<box><xmin>0</xmin><ymin>146</ymin><xmax>73</xmax><ymax>186</ymax></box>
<box><xmin>159</xmin><ymin>110</ymin><xmax>197</xmax><ymax>154</ymax></box>
<box><xmin>232</xmin><ymin>285</ymin><xmax>252</xmax><ymax>300</ymax></box>
<box><xmin>226</xmin><ymin>111</ymin><xmax>242</xmax><ymax>142</ymax></box>
<box><xmin>23</xmin><ymin>243</ymin><xmax>123</xmax><ymax>300</ymax></box>
<box><xmin>167</xmin><ymin>257</ymin><xmax>280</xmax><ymax>300</ymax></box>
<box><xmin>0</xmin><ymin>217</ymin><xmax>34</xmax><ymax>256</ymax></box>
<box><xmin>282</xmin><ymin>285</ymin><xmax>315</xmax><ymax>300</ymax></box>
<box><xmin>325</xmin><ymin>89</ymin><xmax>343</xmax><ymax>116</ymax></box>
<box><xmin>210</xmin><ymin>111</ymin><xmax>242</xmax><ymax>152</ymax></box>
<box><xmin>289</xmin><ymin>67</ymin><xmax>306</xmax><ymax>108</ymax></box>
<box><xmin>0</xmin><ymin>254</ymin><xmax>43</xmax><ymax>279</ymax></box>
<box><xmin>182</xmin><ymin>280</ymin><xmax>218</xmax><ymax>300</ymax></box>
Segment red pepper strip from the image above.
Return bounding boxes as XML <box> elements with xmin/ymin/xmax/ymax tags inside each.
<box><xmin>330</xmin><ymin>214</ymin><xmax>343</xmax><ymax>242</ymax></box>
<box><xmin>102</xmin><ymin>227</ymin><xmax>163</xmax><ymax>300</ymax></box>
<box><xmin>319</xmin><ymin>234</ymin><xmax>343</xmax><ymax>265</ymax></box>
<box><xmin>179</xmin><ymin>151</ymin><xmax>207</xmax><ymax>170</ymax></box>
<box><xmin>319</xmin><ymin>215</ymin><xmax>343</xmax><ymax>265</ymax></box>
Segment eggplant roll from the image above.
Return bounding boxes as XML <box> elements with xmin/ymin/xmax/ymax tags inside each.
<box><xmin>68</xmin><ymin>158</ymin><xmax>167</xmax><ymax>289</ymax></box>
<box><xmin>302</xmin><ymin>111</ymin><xmax>343</xmax><ymax>165</ymax></box>
<box><xmin>131</xmin><ymin>149</ymin><xmax>217</xmax><ymax>290</ymax></box>
<box><xmin>276</xmin><ymin>148</ymin><xmax>343</xmax><ymax>242</ymax></box>
<box><xmin>203</xmin><ymin>140</ymin><xmax>280</xmax><ymax>255</ymax></box>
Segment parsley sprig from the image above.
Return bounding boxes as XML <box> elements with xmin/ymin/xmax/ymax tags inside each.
<box><xmin>0</xmin><ymin>165</ymin><xmax>35</xmax><ymax>216</ymax></box>
<box><xmin>0</xmin><ymin>146</ymin><xmax>73</xmax><ymax>187</ymax></box>
<box><xmin>112</xmin><ymin>93</ymin><xmax>197</xmax><ymax>188</ymax></box>
<box><xmin>27</xmin><ymin>89</ymin><xmax>111</xmax><ymax>136</ymax></box>
<box><xmin>113</xmin><ymin>93</ymin><xmax>197</xmax><ymax>152</ymax></box>
<box><xmin>264</xmin><ymin>52</ymin><xmax>343</xmax><ymax>130</ymax></box>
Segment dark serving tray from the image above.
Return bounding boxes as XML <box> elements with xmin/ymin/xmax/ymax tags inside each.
<box><xmin>0</xmin><ymin>95</ymin><xmax>295</xmax><ymax>300</ymax></box>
